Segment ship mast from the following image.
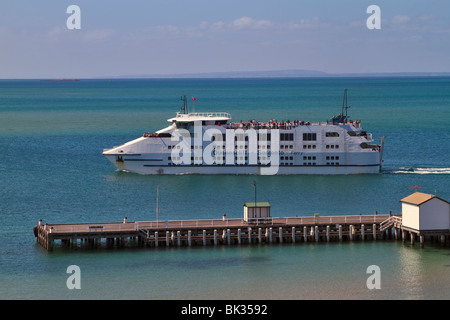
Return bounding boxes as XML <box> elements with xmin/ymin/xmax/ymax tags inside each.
<box><xmin>341</xmin><ymin>88</ymin><xmax>349</xmax><ymax>123</ymax></box>
<box><xmin>180</xmin><ymin>95</ymin><xmax>189</xmax><ymax>114</ymax></box>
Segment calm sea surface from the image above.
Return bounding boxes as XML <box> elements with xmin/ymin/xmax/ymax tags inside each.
<box><xmin>0</xmin><ymin>77</ymin><xmax>449</xmax><ymax>300</ymax></box>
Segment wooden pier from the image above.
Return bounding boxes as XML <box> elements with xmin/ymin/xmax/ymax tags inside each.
<box><xmin>33</xmin><ymin>213</ymin><xmax>429</xmax><ymax>252</ymax></box>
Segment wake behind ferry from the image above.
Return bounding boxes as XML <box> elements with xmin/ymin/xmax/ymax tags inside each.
<box><xmin>103</xmin><ymin>90</ymin><xmax>385</xmax><ymax>175</ymax></box>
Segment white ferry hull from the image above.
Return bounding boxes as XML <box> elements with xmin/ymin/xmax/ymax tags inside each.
<box><xmin>104</xmin><ymin>155</ymin><xmax>381</xmax><ymax>175</ymax></box>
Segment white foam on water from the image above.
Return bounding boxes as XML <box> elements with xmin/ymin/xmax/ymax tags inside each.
<box><xmin>387</xmin><ymin>167</ymin><xmax>450</xmax><ymax>175</ymax></box>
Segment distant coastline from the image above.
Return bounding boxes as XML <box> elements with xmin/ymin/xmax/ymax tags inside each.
<box><xmin>112</xmin><ymin>69</ymin><xmax>450</xmax><ymax>79</ymax></box>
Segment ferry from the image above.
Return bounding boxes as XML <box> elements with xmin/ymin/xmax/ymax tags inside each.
<box><xmin>103</xmin><ymin>90</ymin><xmax>385</xmax><ymax>175</ymax></box>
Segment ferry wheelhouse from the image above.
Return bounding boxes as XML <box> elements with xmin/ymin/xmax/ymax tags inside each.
<box><xmin>103</xmin><ymin>91</ymin><xmax>385</xmax><ymax>175</ymax></box>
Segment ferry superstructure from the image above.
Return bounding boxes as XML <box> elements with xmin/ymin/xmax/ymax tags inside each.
<box><xmin>103</xmin><ymin>91</ymin><xmax>385</xmax><ymax>175</ymax></box>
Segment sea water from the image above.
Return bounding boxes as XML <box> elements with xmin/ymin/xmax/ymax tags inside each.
<box><xmin>0</xmin><ymin>77</ymin><xmax>449</xmax><ymax>300</ymax></box>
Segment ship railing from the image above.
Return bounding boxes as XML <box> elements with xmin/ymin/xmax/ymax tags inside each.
<box><xmin>176</xmin><ymin>112</ymin><xmax>232</xmax><ymax>119</ymax></box>
<box><xmin>226</xmin><ymin>121</ymin><xmax>329</xmax><ymax>130</ymax></box>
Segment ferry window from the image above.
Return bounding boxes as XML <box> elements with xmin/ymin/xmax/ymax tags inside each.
<box><xmin>336</xmin><ymin>156</ymin><xmax>339</xmax><ymax>160</ymax></box>
<box><xmin>326</xmin><ymin>132</ymin><xmax>339</xmax><ymax>137</ymax></box>
<box><xmin>282</xmin><ymin>133</ymin><xmax>294</xmax><ymax>141</ymax></box>
<box><xmin>303</xmin><ymin>133</ymin><xmax>316</xmax><ymax>141</ymax></box>
<box><xmin>326</xmin><ymin>145</ymin><xmax>329</xmax><ymax>149</ymax></box>
<box><xmin>335</xmin><ymin>145</ymin><xmax>339</xmax><ymax>149</ymax></box>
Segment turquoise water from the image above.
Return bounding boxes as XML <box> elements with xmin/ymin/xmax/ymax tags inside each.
<box><xmin>0</xmin><ymin>77</ymin><xmax>449</xmax><ymax>300</ymax></box>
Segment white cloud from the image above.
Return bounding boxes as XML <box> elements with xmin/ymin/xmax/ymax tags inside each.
<box><xmin>288</xmin><ymin>17</ymin><xmax>323</xmax><ymax>30</ymax></box>
<box><xmin>231</xmin><ymin>16</ymin><xmax>273</xmax><ymax>30</ymax></box>
<box><xmin>82</xmin><ymin>29</ymin><xmax>115</xmax><ymax>42</ymax></box>
<box><xmin>210</xmin><ymin>21</ymin><xmax>225</xmax><ymax>31</ymax></box>
<box><xmin>392</xmin><ymin>15</ymin><xmax>411</xmax><ymax>25</ymax></box>
<box><xmin>46</xmin><ymin>27</ymin><xmax>115</xmax><ymax>43</ymax></box>
<box><xmin>125</xmin><ymin>16</ymin><xmax>277</xmax><ymax>41</ymax></box>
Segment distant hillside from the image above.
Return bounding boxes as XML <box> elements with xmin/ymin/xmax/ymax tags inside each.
<box><xmin>114</xmin><ymin>69</ymin><xmax>450</xmax><ymax>79</ymax></box>
<box><xmin>116</xmin><ymin>69</ymin><xmax>328</xmax><ymax>78</ymax></box>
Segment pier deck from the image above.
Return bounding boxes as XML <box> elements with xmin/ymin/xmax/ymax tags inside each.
<box><xmin>34</xmin><ymin>214</ymin><xmax>406</xmax><ymax>251</ymax></box>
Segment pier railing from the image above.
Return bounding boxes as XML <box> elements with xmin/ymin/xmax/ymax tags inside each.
<box><xmin>44</xmin><ymin>214</ymin><xmax>392</xmax><ymax>234</ymax></box>
<box><xmin>380</xmin><ymin>215</ymin><xmax>402</xmax><ymax>231</ymax></box>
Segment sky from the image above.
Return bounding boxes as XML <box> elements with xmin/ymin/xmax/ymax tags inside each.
<box><xmin>1</xmin><ymin>0</ymin><xmax>450</xmax><ymax>78</ymax></box>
